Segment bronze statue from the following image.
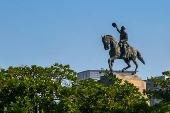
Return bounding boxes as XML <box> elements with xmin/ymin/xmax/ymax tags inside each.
<box><xmin>101</xmin><ymin>23</ymin><xmax>145</xmax><ymax>75</ymax></box>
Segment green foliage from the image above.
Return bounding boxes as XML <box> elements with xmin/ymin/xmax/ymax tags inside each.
<box><xmin>0</xmin><ymin>63</ymin><xmax>150</xmax><ymax>112</ymax></box>
<box><xmin>144</xmin><ymin>71</ymin><xmax>170</xmax><ymax>112</ymax></box>
<box><xmin>58</xmin><ymin>77</ymin><xmax>150</xmax><ymax>113</ymax></box>
<box><xmin>0</xmin><ymin>63</ymin><xmax>78</xmax><ymax>112</ymax></box>
<box><xmin>58</xmin><ymin>72</ymin><xmax>150</xmax><ymax>113</ymax></box>
<box><xmin>149</xmin><ymin>102</ymin><xmax>170</xmax><ymax>113</ymax></box>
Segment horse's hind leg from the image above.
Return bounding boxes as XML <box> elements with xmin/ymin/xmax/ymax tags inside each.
<box><xmin>122</xmin><ymin>59</ymin><xmax>131</xmax><ymax>72</ymax></box>
<box><xmin>132</xmin><ymin>58</ymin><xmax>138</xmax><ymax>75</ymax></box>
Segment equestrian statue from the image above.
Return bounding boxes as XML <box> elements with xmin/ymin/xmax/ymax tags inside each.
<box><xmin>102</xmin><ymin>23</ymin><xmax>145</xmax><ymax>75</ymax></box>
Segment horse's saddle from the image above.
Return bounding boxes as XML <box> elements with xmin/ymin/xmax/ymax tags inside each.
<box><xmin>118</xmin><ymin>42</ymin><xmax>130</xmax><ymax>48</ymax></box>
<box><xmin>119</xmin><ymin>42</ymin><xmax>131</xmax><ymax>58</ymax></box>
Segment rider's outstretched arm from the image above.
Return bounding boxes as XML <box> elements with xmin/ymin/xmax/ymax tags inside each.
<box><xmin>116</xmin><ymin>26</ymin><xmax>121</xmax><ymax>33</ymax></box>
<box><xmin>112</xmin><ymin>23</ymin><xmax>121</xmax><ymax>33</ymax></box>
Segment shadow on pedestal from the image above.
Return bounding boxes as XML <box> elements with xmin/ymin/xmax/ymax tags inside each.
<box><xmin>98</xmin><ymin>72</ymin><xmax>146</xmax><ymax>93</ymax></box>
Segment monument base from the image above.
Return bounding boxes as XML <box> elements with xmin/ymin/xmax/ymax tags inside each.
<box><xmin>98</xmin><ymin>72</ymin><xmax>146</xmax><ymax>93</ymax></box>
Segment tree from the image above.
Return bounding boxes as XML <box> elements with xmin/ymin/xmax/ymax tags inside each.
<box><xmin>0</xmin><ymin>63</ymin><xmax>150</xmax><ymax>112</ymax></box>
<box><xmin>144</xmin><ymin>71</ymin><xmax>170</xmax><ymax>112</ymax></box>
<box><xmin>58</xmin><ymin>72</ymin><xmax>150</xmax><ymax>113</ymax></box>
<box><xmin>0</xmin><ymin>63</ymin><xmax>78</xmax><ymax>112</ymax></box>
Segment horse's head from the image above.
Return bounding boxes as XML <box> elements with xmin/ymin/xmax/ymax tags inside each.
<box><xmin>102</xmin><ymin>35</ymin><xmax>110</xmax><ymax>50</ymax></box>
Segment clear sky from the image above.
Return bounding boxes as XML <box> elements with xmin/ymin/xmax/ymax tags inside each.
<box><xmin>0</xmin><ymin>0</ymin><xmax>170</xmax><ymax>80</ymax></box>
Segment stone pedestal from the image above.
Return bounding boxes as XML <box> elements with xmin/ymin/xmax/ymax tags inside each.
<box><xmin>98</xmin><ymin>73</ymin><xmax>146</xmax><ymax>93</ymax></box>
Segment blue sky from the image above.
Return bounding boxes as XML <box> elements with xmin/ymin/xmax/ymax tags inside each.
<box><xmin>0</xmin><ymin>0</ymin><xmax>170</xmax><ymax>80</ymax></box>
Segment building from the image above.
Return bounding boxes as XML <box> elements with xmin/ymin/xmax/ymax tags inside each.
<box><xmin>143</xmin><ymin>75</ymin><xmax>170</xmax><ymax>105</ymax></box>
<box><xmin>77</xmin><ymin>70</ymin><xmax>135</xmax><ymax>81</ymax></box>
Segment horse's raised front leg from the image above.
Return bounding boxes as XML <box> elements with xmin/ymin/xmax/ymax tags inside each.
<box><xmin>122</xmin><ymin>59</ymin><xmax>131</xmax><ymax>72</ymax></box>
<box><xmin>132</xmin><ymin>59</ymin><xmax>138</xmax><ymax>75</ymax></box>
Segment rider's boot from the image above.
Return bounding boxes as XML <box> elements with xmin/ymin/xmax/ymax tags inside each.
<box><xmin>122</xmin><ymin>45</ymin><xmax>126</xmax><ymax>58</ymax></box>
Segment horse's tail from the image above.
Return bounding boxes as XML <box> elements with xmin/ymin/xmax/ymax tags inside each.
<box><xmin>137</xmin><ymin>50</ymin><xmax>145</xmax><ymax>64</ymax></box>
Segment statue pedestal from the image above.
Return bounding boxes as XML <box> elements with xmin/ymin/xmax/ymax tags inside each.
<box><xmin>98</xmin><ymin>72</ymin><xmax>146</xmax><ymax>93</ymax></box>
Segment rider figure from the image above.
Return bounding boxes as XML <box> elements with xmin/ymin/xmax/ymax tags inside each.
<box><xmin>112</xmin><ymin>23</ymin><xmax>128</xmax><ymax>58</ymax></box>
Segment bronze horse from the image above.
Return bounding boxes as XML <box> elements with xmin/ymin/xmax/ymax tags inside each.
<box><xmin>102</xmin><ymin>35</ymin><xmax>145</xmax><ymax>75</ymax></box>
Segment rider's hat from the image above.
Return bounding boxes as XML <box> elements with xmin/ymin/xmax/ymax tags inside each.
<box><xmin>121</xmin><ymin>26</ymin><xmax>126</xmax><ymax>30</ymax></box>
